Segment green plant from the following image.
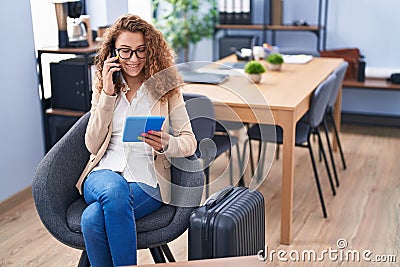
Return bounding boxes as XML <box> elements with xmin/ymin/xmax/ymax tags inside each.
<box><xmin>153</xmin><ymin>0</ymin><xmax>218</xmax><ymax>62</ymax></box>
<box><xmin>266</xmin><ymin>53</ymin><xmax>284</xmax><ymax>64</ymax></box>
<box><xmin>244</xmin><ymin>61</ymin><xmax>266</xmax><ymax>74</ymax></box>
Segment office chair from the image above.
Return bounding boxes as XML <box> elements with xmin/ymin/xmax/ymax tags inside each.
<box><xmin>183</xmin><ymin>93</ymin><xmax>244</xmax><ymax>197</ymax></box>
<box><xmin>247</xmin><ymin>74</ymin><xmax>338</xmax><ymax>218</ymax></box>
<box><xmin>32</xmin><ymin>112</ymin><xmax>204</xmax><ymax>266</ymax></box>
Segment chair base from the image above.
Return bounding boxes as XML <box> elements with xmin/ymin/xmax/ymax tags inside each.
<box><xmin>150</xmin><ymin>244</ymin><xmax>176</xmax><ymax>263</ymax></box>
<box><xmin>78</xmin><ymin>251</ymin><xmax>90</xmax><ymax>267</ymax></box>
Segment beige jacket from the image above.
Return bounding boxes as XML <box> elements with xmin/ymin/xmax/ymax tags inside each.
<box><xmin>76</xmin><ymin>88</ymin><xmax>197</xmax><ymax>203</ymax></box>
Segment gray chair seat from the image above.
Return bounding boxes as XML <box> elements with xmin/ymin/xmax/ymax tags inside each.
<box><xmin>247</xmin><ymin>123</ymin><xmax>309</xmax><ymax>145</ymax></box>
<box><xmin>66</xmin><ymin>197</ymin><xmax>87</xmax><ymax>233</ymax></box>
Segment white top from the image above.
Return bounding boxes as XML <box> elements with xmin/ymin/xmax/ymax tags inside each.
<box><xmin>92</xmin><ymin>84</ymin><xmax>158</xmax><ymax>187</ymax></box>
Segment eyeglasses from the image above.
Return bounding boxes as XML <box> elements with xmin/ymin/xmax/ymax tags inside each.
<box><xmin>116</xmin><ymin>46</ymin><xmax>146</xmax><ymax>59</ymax></box>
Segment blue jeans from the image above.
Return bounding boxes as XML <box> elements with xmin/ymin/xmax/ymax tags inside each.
<box><xmin>81</xmin><ymin>169</ymin><xmax>162</xmax><ymax>267</ymax></box>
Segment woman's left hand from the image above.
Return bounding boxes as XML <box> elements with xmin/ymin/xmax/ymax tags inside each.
<box><xmin>140</xmin><ymin>130</ymin><xmax>170</xmax><ymax>152</ymax></box>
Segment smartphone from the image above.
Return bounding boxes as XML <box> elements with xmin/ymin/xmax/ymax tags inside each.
<box><xmin>110</xmin><ymin>46</ymin><xmax>121</xmax><ymax>84</ymax></box>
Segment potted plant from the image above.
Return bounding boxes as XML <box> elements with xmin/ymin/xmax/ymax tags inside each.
<box><xmin>266</xmin><ymin>53</ymin><xmax>284</xmax><ymax>71</ymax></box>
<box><xmin>244</xmin><ymin>60</ymin><xmax>266</xmax><ymax>83</ymax></box>
<box><xmin>153</xmin><ymin>0</ymin><xmax>218</xmax><ymax>62</ymax></box>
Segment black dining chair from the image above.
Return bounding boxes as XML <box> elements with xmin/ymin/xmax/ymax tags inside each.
<box><xmin>32</xmin><ymin>112</ymin><xmax>205</xmax><ymax>266</ymax></box>
<box><xmin>325</xmin><ymin>61</ymin><xmax>349</xmax><ymax>171</ymax></box>
<box><xmin>295</xmin><ymin>63</ymin><xmax>349</xmax><ymax>190</ymax></box>
<box><xmin>183</xmin><ymin>93</ymin><xmax>244</xmax><ymax>197</ymax></box>
<box><xmin>247</xmin><ymin>74</ymin><xmax>338</xmax><ymax>218</ymax></box>
<box><xmin>310</xmin><ymin>62</ymin><xmax>349</xmax><ymax>190</ymax></box>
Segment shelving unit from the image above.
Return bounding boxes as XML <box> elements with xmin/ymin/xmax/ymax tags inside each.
<box><xmin>267</xmin><ymin>0</ymin><xmax>328</xmax><ymax>51</ymax></box>
<box><xmin>37</xmin><ymin>42</ymin><xmax>100</xmax><ymax>151</ymax></box>
<box><xmin>215</xmin><ymin>0</ymin><xmax>329</xmax><ymax>54</ymax></box>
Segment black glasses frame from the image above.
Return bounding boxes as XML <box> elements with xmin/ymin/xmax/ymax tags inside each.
<box><xmin>116</xmin><ymin>46</ymin><xmax>147</xmax><ymax>59</ymax></box>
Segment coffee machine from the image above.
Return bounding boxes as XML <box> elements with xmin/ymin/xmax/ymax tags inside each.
<box><xmin>54</xmin><ymin>0</ymin><xmax>89</xmax><ymax>48</ymax></box>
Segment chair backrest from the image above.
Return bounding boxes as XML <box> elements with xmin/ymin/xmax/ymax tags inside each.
<box><xmin>215</xmin><ymin>120</ymin><xmax>244</xmax><ymax>132</ymax></box>
<box><xmin>183</xmin><ymin>93</ymin><xmax>216</xmax><ymax>161</ymax></box>
<box><xmin>328</xmin><ymin>61</ymin><xmax>349</xmax><ymax>108</ymax></box>
<box><xmin>308</xmin><ymin>73</ymin><xmax>337</xmax><ymax>128</ymax></box>
<box><xmin>182</xmin><ymin>93</ymin><xmax>216</xmax><ymax>141</ymax></box>
<box><xmin>32</xmin><ymin>112</ymin><xmax>90</xmax><ymax>247</ymax></box>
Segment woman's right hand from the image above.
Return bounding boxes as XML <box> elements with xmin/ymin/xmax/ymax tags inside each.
<box><xmin>102</xmin><ymin>55</ymin><xmax>120</xmax><ymax>96</ymax></box>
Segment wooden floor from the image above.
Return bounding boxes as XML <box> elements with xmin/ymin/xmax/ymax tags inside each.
<box><xmin>1</xmin><ymin>124</ymin><xmax>400</xmax><ymax>266</ymax></box>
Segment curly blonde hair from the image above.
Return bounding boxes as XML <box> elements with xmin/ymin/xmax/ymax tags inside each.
<box><xmin>94</xmin><ymin>14</ymin><xmax>182</xmax><ymax>100</ymax></box>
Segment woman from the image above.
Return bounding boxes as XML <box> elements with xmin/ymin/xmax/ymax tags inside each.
<box><xmin>75</xmin><ymin>14</ymin><xmax>197</xmax><ymax>267</ymax></box>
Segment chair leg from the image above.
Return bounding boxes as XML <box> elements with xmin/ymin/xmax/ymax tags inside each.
<box><xmin>204</xmin><ymin>166</ymin><xmax>210</xmax><ymax>198</ymax></box>
<box><xmin>313</xmin><ymin>132</ymin><xmax>322</xmax><ymax>162</ymax></box>
<box><xmin>228</xmin><ymin>148</ymin><xmax>233</xmax><ymax>185</ymax></box>
<box><xmin>316</xmin><ymin>129</ymin><xmax>336</xmax><ymax>196</ymax></box>
<box><xmin>276</xmin><ymin>143</ymin><xmax>280</xmax><ymax>160</ymax></box>
<box><xmin>236</xmin><ymin>144</ymin><xmax>245</xmax><ymax>187</ymax></box>
<box><xmin>323</xmin><ymin>118</ymin><xmax>340</xmax><ymax>187</ymax></box>
<box><xmin>248</xmin><ymin>139</ymin><xmax>255</xmax><ymax>177</ymax></box>
<box><xmin>329</xmin><ymin>111</ymin><xmax>347</xmax><ymax>170</ymax></box>
<box><xmin>78</xmin><ymin>250</ymin><xmax>90</xmax><ymax>267</ymax></box>
<box><xmin>161</xmin><ymin>244</ymin><xmax>176</xmax><ymax>262</ymax></box>
<box><xmin>150</xmin><ymin>246</ymin><xmax>166</xmax><ymax>263</ymax></box>
<box><xmin>307</xmin><ymin>139</ymin><xmax>328</xmax><ymax>218</ymax></box>
<box><xmin>253</xmin><ymin>140</ymin><xmax>263</xmax><ymax>181</ymax></box>
<box><xmin>256</xmin><ymin>142</ymin><xmax>267</xmax><ymax>183</ymax></box>
<box><xmin>318</xmin><ymin>133</ymin><xmax>322</xmax><ymax>162</ymax></box>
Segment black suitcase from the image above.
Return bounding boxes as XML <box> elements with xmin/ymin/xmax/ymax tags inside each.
<box><xmin>188</xmin><ymin>186</ymin><xmax>265</xmax><ymax>260</ymax></box>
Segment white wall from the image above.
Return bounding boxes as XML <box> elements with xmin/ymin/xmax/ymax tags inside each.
<box><xmin>86</xmin><ymin>0</ymin><xmax>128</xmax><ymax>29</ymax></box>
<box><xmin>328</xmin><ymin>0</ymin><xmax>399</xmax><ymax>69</ymax></box>
<box><xmin>128</xmin><ymin>0</ymin><xmax>153</xmax><ymax>23</ymax></box>
<box><xmin>0</xmin><ymin>0</ymin><xmax>44</xmax><ymax>202</ymax></box>
<box><xmin>30</xmin><ymin>0</ymin><xmax>58</xmax><ymax>49</ymax></box>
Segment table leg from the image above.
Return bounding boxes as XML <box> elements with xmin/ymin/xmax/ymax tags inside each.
<box><xmin>332</xmin><ymin>86</ymin><xmax>342</xmax><ymax>151</ymax></box>
<box><xmin>280</xmin><ymin>112</ymin><xmax>296</xmax><ymax>245</ymax></box>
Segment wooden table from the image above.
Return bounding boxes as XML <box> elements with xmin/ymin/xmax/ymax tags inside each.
<box><xmin>136</xmin><ymin>256</ymin><xmax>264</xmax><ymax>267</ymax></box>
<box><xmin>185</xmin><ymin>55</ymin><xmax>343</xmax><ymax>244</ymax></box>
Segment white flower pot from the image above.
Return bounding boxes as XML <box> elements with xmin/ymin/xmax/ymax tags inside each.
<box><xmin>247</xmin><ymin>73</ymin><xmax>262</xmax><ymax>83</ymax></box>
<box><xmin>267</xmin><ymin>63</ymin><xmax>282</xmax><ymax>71</ymax></box>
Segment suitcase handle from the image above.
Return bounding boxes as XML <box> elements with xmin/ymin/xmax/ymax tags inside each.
<box><xmin>205</xmin><ymin>186</ymin><xmax>234</xmax><ymax>209</ymax></box>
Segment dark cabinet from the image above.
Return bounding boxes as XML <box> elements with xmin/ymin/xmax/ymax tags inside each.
<box><xmin>50</xmin><ymin>56</ymin><xmax>93</xmax><ymax>111</ymax></box>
